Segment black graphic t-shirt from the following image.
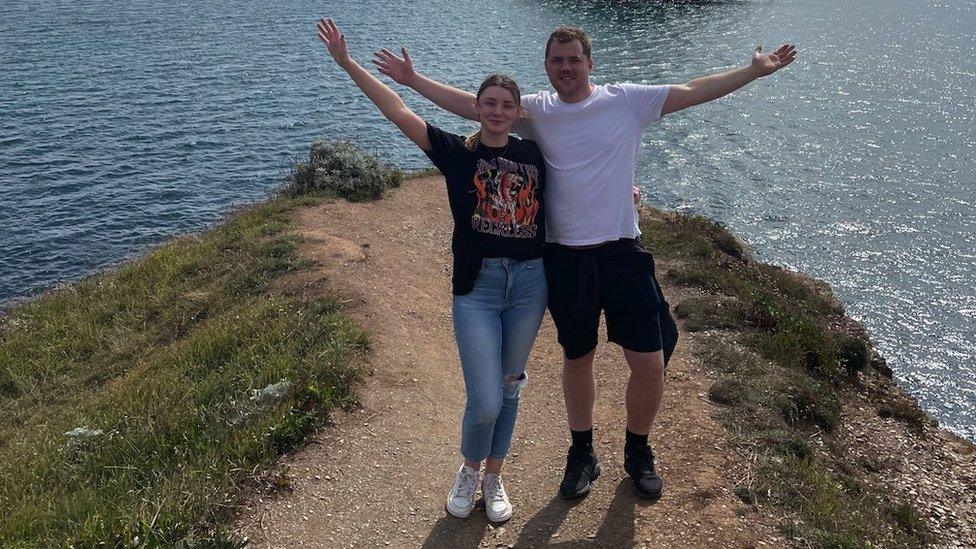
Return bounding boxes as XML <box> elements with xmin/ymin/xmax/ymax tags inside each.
<box><xmin>423</xmin><ymin>123</ymin><xmax>546</xmax><ymax>295</ymax></box>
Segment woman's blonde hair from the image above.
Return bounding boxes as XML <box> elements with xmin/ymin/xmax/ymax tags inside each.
<box><xmin>464</xmin><ymin>74</ymin><xmax>523</xmax><ymax>151</ymax></box>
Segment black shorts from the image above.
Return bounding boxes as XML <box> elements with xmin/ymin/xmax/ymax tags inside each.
<box><xmin>544</xmin><ymin>239</ymin><xmax>678</xmax><ymax>362</ymax></box>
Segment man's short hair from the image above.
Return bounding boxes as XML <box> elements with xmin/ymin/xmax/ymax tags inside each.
<box><xmin>545</xmin><ymin>27</ymin><xmax>592</xmax><ymax>59</ymax></box>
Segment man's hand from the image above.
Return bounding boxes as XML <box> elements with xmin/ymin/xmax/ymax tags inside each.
<box><xmin>633</xmin><ymin>186</ymin><xmax>641</xmax><ymax>206</ymax></box>
<box><xmin>317</xmin><ymin>18</ymin><xmax>351</xmax><ymax>68</ymax></box>
<box><xmin>751</xmin><ymin>44</ymin><xmax>796</xmax><ymax>77</ymax></box>
<box><xmin>373</xmin><ymin>47</ymin><xmax>417</xmax><ymax>87</ymax></box>
<box><xmin>371</xmin><ymin>47</ymin><xmax>478</xmax><ymax>120</ymax></box>
<box><xmin>662</xmin><ymin>42</ymin><xmax>797</xmax><ymax>115</ymax></box>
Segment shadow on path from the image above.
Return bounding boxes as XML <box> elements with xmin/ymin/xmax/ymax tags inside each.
<box><xmin>422</xmin><ymin>503</ymin><xmax>489</xmax><ymax>549</ymax></box>
<box><xmin>513</xmin><ymin>480</ymin><xmax>658</xmax><ymax>548</ymax></box>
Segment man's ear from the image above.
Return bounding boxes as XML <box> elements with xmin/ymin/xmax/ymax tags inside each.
<box><xmin>588</xmin><ymin>57</ymin><xmax>594</xmax><ymax>71</ymax></box>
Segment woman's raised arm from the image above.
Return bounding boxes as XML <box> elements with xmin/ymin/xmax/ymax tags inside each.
<box><xmin>317</xmin><ymin>18</ymin><xmax>431</xmax><ymax>151</ymax></box>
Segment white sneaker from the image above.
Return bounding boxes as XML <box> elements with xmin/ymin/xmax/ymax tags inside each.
<box><xmin>445</xmin><ymin>465</ymin><xmax>480</xmax><ymax>518</ymax></box>
<box><xmin>482</xmin><ymin>473</ymin><xmax>513</xmax><ymax>523</ymax></box>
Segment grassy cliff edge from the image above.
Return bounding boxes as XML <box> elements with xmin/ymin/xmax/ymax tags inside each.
<box><xmin>641</xmin><ymin>209</ymin><xmax>972</xmax><ymax>547</ymax></box>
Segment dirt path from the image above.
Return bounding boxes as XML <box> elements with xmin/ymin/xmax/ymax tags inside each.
<box><xmin>234</xmin><ymin>176</ymin><xmax>786</xmax><ymax>548</ymax></box>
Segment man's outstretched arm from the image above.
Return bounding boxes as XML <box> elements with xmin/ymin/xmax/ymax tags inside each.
<box><xmin>662</xmin><ymin>44</ymin><xmax>796</xmax><ymax>116</ymax></box>
<box><xmin>373</xmin><ymin>48</ymin><xmax>479</xmax><ymax>122</ymax></box>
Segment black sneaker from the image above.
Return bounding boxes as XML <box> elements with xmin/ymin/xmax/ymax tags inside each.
<box><xmin>559</xmin><ymin>444</ymin><xmax>601</xmax><ymax>499</ymax></box>
<box><xmin>624</xmin><ymin>444</ymin><xmax>663</xmax><ymax>500</ymax></box>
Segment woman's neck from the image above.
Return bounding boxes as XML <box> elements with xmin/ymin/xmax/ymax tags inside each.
<box><xmin>479</xmin><ymin>129</ymin><xmax>509</xmax><ymax>148</ymax></box>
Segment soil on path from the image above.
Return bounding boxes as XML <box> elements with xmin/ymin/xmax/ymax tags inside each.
<box><xmin>234</xmin><ymin>177</ymin><xmax>786</xmax><ymax>548</ymax></box>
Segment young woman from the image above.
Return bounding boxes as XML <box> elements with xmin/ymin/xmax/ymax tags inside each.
<box><xmin>317</xmin><ymin>19</ymin><xmax>547</xmax><ymax>523</ymax></box>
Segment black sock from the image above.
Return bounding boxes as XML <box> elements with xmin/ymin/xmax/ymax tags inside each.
<box><xmin>625</xmin><ymin>430</ymin><xmax>648</xmax><ymax>450</ymax></box>
<box><xmin>570</xmin><ymin>428</ymin><xmax>593</xmax><ymax>449</ymax></box>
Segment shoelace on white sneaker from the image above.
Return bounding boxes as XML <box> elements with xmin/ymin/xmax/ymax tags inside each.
<box><xmin>452</xmin><ymin>467</ymin><xmax>479</xmax><ymax>499</ymax></box>
<box><xmin>483</xmin><ymin>474</ymin><xmax>508</xmax><ymax>506</ymax></box>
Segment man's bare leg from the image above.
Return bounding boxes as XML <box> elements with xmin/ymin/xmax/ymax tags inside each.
<box><xmin>559</xmin><ymin>348</ymin><xmax>601</xmax><ymax>498</ymax></box>
<box><xmin>563</xmin><ymin>348</ymin><xmax>596</xmax><ymax>430</ymax></box>
<box><xmin>622</xmin><ymin>347</ymin><xmax>666</xmax><ymax>499</ymax></box>
<box><xmin>623</xmin><ymin>348</ymin><xmax>666</xmax><ymax>434</ymax></box>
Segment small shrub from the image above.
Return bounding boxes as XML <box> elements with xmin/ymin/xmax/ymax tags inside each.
<box><xmin>710</xmin><ymin>226</ymin><xmax>747</xmax><ymax>260</ymax></box>
<box><xmin>777</xmin><ymin>437</ymin><xmax>812</xmax><ymax>461</ymax></box>
<box><xmin>806</xmin><ymin>390</ymin><xmax>841</xmax><ymax>430</ymax></box>
<box><xmin>776</xmin><ymin>376</ymin><xmax>841</xmax><ymax>430</ymax></box>
<box><xmin>745</xmin><ymin>294</ymin><xmax>780</xmax><ymax>331</ymax></box>
<box><xmin>0</xmin><ymin>369</ymin><xmax>18</xmax><ymax>398</ymax></box>
<box><xmin>281</xmin><ymin>140</ymin><xmax>402</xmax><ymax>201</ymax></box>
<box><xmin>733</xmin><ymin>485</ymin><xmax>757</xmax><ymax>504</ymax></box>
<box><xmin>759</xmin><ymin>264</ymin><xmax>844</xmax><ymax>317</ymax></box>
<box><xmin>708</xmin><ymin>378</ymin><xmax>748</xmax><ymax>405</ymax></box>
<box><xmin>877</xmin><ymin>398</ymin><xmax>928</xmax><ymax>430</ymax></box>
<box><xmin>802</xmin><ymin>350</ymin><xmax>825</xmax><ymax>376</ymax></box>
<box><xmin>666</xmin><ymin>264</ymin><xmax>720</xmax><ymax>290</ymax></box>
<box><xmin>666</xmin><ymin>263</ymin><xmax>746</xmax><ymax>296</ymax></box>
<box><xmin>889</xmin><ymin>503</ymin><xmax>925</xmax><ymax>535</ymax></box>
<box><xmin>672</xmin><ymin>299</ymin><xmax>696</xmax><ymax>320</ymax></box>
<box><xmin>667</xmin><ymin>215</ymin><xmax>746</xmax><ymax>260</ymax></box>
<box><xmin>837</xmin><ymin>337</ymin><xmax>869</xmax><ymax>377</ymax></box>
<box><xmin>838</xmin><ymin>474</ymin><xmax>866</xmax><ymax>497</ymax></box>
<box><xmin>754</xmin><ymin>314</ymin><xmax>844</xmax><ymax>383</ymax></box>
<box><xmin>698</xmin><ymin>339</ymin><xmax>763</xmax><ymax>376</ymax></box>
<box><xmin>269</xmin><ymin>409</ymin><xmax>317</xmax><ymax>454</ymax></box>
<box><xmin>674</xmin><ymin>296</ymin><xmax>747</xmax><ymax>332</ymax></box>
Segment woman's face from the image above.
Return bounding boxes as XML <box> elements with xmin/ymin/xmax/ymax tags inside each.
<box><xmin>475</xmin><ymin>86</ymin><xmax>520</xmax><ymax>135</ymax></box>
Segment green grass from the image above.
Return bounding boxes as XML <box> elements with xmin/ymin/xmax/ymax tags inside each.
<box><xmin>673</xmin><ymin>295</ymin><xmax>749</xmax><ymax>332</ymax></box>
<box><xmin>404</xmin><ymin>166</ymin><xmax>442</xmax><ymax>179</ymax></box>
<box><xmin>641</xmin><ymin>208</ymin><xmax>931</xmax><ymax>547</ymax></box>
<box><xmin>876</xmin><ymin>396</ymin><xmax>930</xmax><ymax>430</ymax></box>
<box><xmin>0</xmin><ymin>193</ymin><xmax>370</xmax><ymax>546</ymax></box>
<box><xmin>764</xmin><ymin>457</ymin><xmax>929</xmax><ymax>548</ymax></box>
<box><xmin>0</xmin><ymin>140</ymin><xmax>416</xmax><ymax>546</ymax></box>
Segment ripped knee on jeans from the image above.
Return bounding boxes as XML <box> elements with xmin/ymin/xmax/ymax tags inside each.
<box><xmin>503</xmin><ymin>373</ymin><xmax>528</xmax><ymax>400</ymax></box>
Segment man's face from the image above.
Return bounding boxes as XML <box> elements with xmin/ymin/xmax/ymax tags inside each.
<box><xmin>545</xmin><ymin>39</ymin><xmax>593</xmax><ymax>101</ymax></box>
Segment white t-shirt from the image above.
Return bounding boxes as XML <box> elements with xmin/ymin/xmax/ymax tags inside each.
<box><xmin>515</xmin><ymin>83</ymin><xmax>670</xmax><ymax>246</ymax></box>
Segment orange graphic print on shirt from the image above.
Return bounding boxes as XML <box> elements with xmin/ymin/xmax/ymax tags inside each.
<box><xmin>471</xmin><ymin>157</ymin><xmax>540</xmax><ymax>239</ymax></box>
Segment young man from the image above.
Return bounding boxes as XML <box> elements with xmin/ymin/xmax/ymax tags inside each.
<box><xmin>373</xmin><ymin>28</ymin><xmax>796</xmax><ymax>500</ymax></box>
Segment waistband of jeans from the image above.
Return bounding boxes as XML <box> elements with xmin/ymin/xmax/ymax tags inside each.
<box><xmin>481</xmin><ymin>257</ymin><xmax>543</xmax><ymax>267</ymax></box>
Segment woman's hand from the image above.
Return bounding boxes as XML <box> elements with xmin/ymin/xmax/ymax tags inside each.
<box><xmin>313</xmin><ymin>18</ymin><xmax>430</xmax><ymax>151</ymax></box>
<box><xmin>317</xmin><ymin>18</ymin><xmax>351</xmax><ymax>68</ymax></box>
<box><xmin>373</xmin><ymin>47</ymin><xmax>416</xmax><ymax>87</ymax></box>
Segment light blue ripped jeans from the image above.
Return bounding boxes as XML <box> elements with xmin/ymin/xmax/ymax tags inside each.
<box><xmin>452</xmin><ymin>257</ymin><xmax>548</xmax><ymax>462</ymax></box>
